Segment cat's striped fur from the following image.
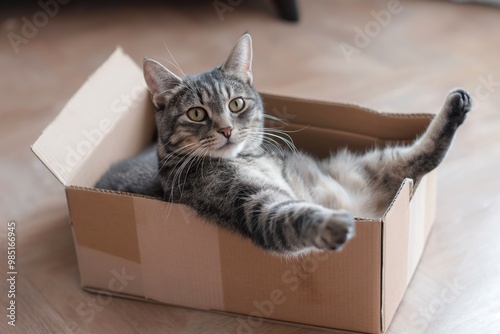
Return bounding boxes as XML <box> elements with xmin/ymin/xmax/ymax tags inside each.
<box><xmin>103</xmin><ymin>33</ymin><xmax>471</xmax><ymax>255</ymax></box>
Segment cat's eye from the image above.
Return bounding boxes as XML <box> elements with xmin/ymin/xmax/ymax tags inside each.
<box><xmin>187</xmin><ymin>107</ymin><xmax>207</xmax><ymax>122</ymax></box>
<box><xmin>229</xmin><ymin>98</ymin><xmax>245</xmax><ymax>113</ymax></box>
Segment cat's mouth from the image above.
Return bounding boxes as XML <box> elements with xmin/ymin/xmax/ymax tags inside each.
<box><xmin>220</xmin><ymin>141</ymin><xmax>235</xmax><ymax>148</ymax></box>
<box><xmin>214</xmin><ymin>140</ymin><xmax>244</xmax><ymax>158</ymax></box>
<box><xmin>217</xmin><ymin>140</ymin><xmax>237</xmax><ymax>152</ymax></box>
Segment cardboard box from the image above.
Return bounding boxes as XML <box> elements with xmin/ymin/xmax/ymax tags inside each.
<box><xmin>32</xmin><ymin>48</ymin><xmax>437</xmax><ymax>334</ymax></box>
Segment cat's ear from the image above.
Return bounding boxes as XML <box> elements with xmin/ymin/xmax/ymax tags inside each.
<box><xmin>221</xmin><ymin>33</ymin><xmax>253</xmax><ymax>85</ymax></box>
<box><xmin>143</xmin><ymin>58</ymin><xmax>182</xmax><ymax>109</ymax></box>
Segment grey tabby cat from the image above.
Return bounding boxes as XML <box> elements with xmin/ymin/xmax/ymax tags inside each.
<box><xmin>95</xmin><ymin>144</ymin><xmax>164</xmax><ymax>198</ymax></box>
<box><xmin>96</xmin><ymin>33</ymin><xmax>472</xmax><ymax>255</ymax></box>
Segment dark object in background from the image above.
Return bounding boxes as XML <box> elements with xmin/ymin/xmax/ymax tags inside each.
<box><xmin>274</xmin><ymin>0</ymin><xmax>299</xmax><ymax>21</ymax></box>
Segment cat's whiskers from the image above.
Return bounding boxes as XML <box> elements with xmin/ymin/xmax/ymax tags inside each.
<box><xmin>247</xmin><ymin>130</ymin><xmax>290</xmax><ymax>157</ymax></box>
<box><xmin>193</xmin><ymin>147</ymin><xmax>210</xmax><ymax>183</ymax></box>
<box><xmin>261</xmin><ymin>129</ymin><xmax>300</xmax><ymax>156</ymax></box>
<box><xmin>158</xmin><ymin>44</ymin><xmax>201</xmax><ymax>100</ymax></box>
<box><xmin>166</xmin><ymin>141</ymin><xmax>217</xmax><ymax>202</ymax></box>
<box><xmin>237</xmin><ymin>128</ymin><xmax>262</xmax><ymax>154</ymax></box>
<box><xmin>199</xmin><ymin>136</ymin><xmax>217</xmax><ymax>148</ymax></box>
<box><xmin>155</xmin><ymin>56</ymin><xmax>197</xmax><ymax>98</ymax></box>
<box><xmin>245</xmin><ymin>134</ymin><xmax>276</xmax><ymax>156</ymax></box>
<box><xmin>261</xmin><ymin>137</ymin><xmax>284</xmax><ymax>156</ymax></box>
<box><xmin>160</xmin><ymin>147</ymin><xmax>205</xmax><ymax>221</ymax></box>
<box><xmin>263</xmin><ymin>113</ymin><xmax>288</xmax><ymax>127</ymax></box>
<box><xmin>160</xmin><ymin>144</ymin><xmax>201</xmax><ymax>201</ymax></box>
<box><xmin>245</xmin><ymin>129</ymin><xmax>278</xmax><ymax>151</ymax></box>
<box><xmin>169</xmin><ymin>152</ymin><xmax>197</xmax><ymax>201</ymax></box>
<box><xmin>161</xmin><ymin>41</ymin><xmax>188</xmax><ymax>79</ymax></box>
<box><xmin>175</xmin><ymin>147</ymin><xmax>205</xmax><ymax>199</ymax></box>
<box><xmin>158</xmin><ymin>140</ymin><xmax>197</xmax><ymax>159</ymax></box>
<box><xmin>156</xmin><ymin>142</ymin><xmax>198</xmax><ymax>178</ymax></box>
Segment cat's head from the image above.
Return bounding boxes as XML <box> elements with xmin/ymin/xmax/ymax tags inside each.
<box><xmin>143</xmin><ymin>33</ymin><xmax>263</xmax><ymax>159</ymax></box>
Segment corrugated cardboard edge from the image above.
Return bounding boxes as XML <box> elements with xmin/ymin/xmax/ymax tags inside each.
<box><xmin>407</xmin><ymin>172</ymin><xmax>432</xmax><ymax>280</ymax></box>
<box><xmin>380</xmin><ymin>171</ymin><xmax>436</xmax><ymax>332</ymax></box>
<box><xmin>380</xmin><ymin>178</ymin><xmax>413</xmax><ymax>332</ymax></box>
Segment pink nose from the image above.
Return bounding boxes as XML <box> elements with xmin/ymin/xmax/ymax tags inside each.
<box><xmin>218</xmin><ymin>127</ymin><xmax>232</xmax><ymax>139</ymax></box>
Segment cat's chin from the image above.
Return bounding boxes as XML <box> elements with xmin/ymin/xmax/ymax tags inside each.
<box><xmin>208</xmin><ymin>142</ymin><xmax>245</xmax><ymax>159</ymax></box>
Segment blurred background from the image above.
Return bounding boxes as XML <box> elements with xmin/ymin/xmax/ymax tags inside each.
<box><xmin>1</xmin><ymin>1</ymin><xmax>500</xmax><ymax>333</ymax></box>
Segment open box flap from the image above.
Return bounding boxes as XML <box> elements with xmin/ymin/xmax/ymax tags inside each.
<box><xmin>31</xmin><ymin>47</ymin><xmax>147</xmax><ymax>186</ymax></box>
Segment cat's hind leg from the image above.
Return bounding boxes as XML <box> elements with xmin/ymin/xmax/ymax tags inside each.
<box><xmin>400</xmin><ymin>89</ymin><xmax>471</xmax><ymax>183</ymax></box>
<box><xmin>402</xmin><ymin>88</ymin><xmax>472</xmax><ymax>179</ymax></box>
<box><xmin>362</xmin><ymin>89</ymin><xmax>472</xmax><ymax>209</ymax></box>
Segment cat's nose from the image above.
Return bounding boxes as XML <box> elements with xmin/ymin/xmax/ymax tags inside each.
<box><xmin>218</xmin><ymin>127</ymin><xmax>232</xmax><ymax>139</ymax></box>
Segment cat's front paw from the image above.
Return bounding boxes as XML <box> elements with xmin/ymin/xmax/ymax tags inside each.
<box><xmin>446</xmin><ymin>88</ymin><xmax>472</xmax><ymax>126</ymax></box>
<box><xmin>313</xmin><ymin>210</ymin><xmax>356</xmax><ymax>251</ymax></box>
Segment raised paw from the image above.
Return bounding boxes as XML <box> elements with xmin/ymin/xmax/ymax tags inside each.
<box><xmin>313</xmin><ymin>210</ymin><xmax>356</xmax><ymax>251</ymax></box>
<box><xmin>446</xmin><ymin>88</ymin><xmax>472</xmax><ymax>126</ymax></box>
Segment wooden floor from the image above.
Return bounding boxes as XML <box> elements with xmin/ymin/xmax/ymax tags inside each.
<box><xmin>1</xmin><ymin>1</ymin><xmax>500</xmax><ymax>333</ymax></box>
